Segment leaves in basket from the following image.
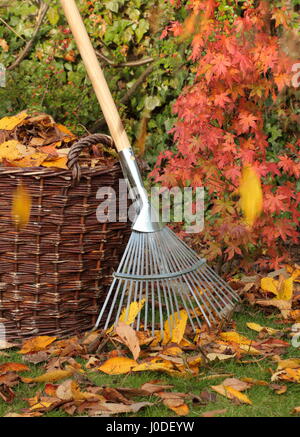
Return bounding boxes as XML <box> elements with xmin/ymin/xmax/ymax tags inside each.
<box><xmin>0</xmin><ymin>112</ymin><xmax>28</xmax><ymax>131</ymax></box>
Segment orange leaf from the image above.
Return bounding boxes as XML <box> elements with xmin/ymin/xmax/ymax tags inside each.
<box><xmin>19</xmin><ymin>336</ymin><xmax>57</xmax><ymax>354</ymax></box>
<box><xmin>0</xmin><ymin>362</ymin><xmax>29</xmax><ymax>374</ymax></box>
<box><xmin>42</xmin><ymin>157</ymin><xmax>68</xmax><ymax>169</ymax></box>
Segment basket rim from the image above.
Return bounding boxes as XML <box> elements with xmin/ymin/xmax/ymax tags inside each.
<box><xmin>0</xmin><ymin>162</ymin><xmax>122</xmax><ymax>179</ymax></box>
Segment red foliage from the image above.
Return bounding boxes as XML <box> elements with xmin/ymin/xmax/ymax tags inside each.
<box><xmin>151</xmin><ymin>0</ymin><xmax>299</xmax><ymax>271</ymax></box>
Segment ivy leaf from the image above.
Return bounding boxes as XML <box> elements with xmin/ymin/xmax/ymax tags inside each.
<box><xmin>145</xmin><ymin>96</ymin><xmax>161</xmax><ymax>111</ymax></box>
<box><xmin>135</xmin><ymin>19</ymin><xmax>149</xmax><ymax>43</ymax></box>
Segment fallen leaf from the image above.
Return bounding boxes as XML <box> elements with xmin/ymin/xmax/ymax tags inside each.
<box><xmin>256</xmin><ymin>299</ymin><xmax>291</xmax><ymax>319</ymax></box>
<box><xmin>221</xmin><ymin>378</ymin><xmax>251</xmax><ymax>392</ymax></box>
<box><xmin>246</xmin><ymin>322</ymin><xmax>278</xmax><ymax>335</ymax></box>
<box><xmin>202</xmin><ymin>408</ymin><xmax>227</xmax><ymax>417</ymax></box>
<box><xmin>220</xmin><ymin>331</ymin><xmax>253</xmax><ymax>345</ymax></box>
<box><xmin>98</xmin><ymin>357</ymin><xmax>137</xmax><ymax>375</ymax></box>
<box><xmin>163</xmin><ymin>310</ymin><xmax>188</xmax><ymax>345</ymax></box>
<box><xmin>292</xmin><ymin>406</ymin><xmax>300</xmax><ymax>414</ymax></box>
<box><xmin>22</xmin><ymin>366</ymin><xmax>76</xmax><ymax>383</ymax></box>
<box><xmin>211</xmin><ymin>384</ymin><xmax>252</xmax><ymax>405</ymax></box>
<box><xmin>19</xmin><ymin>336</ymin><xmax>57</xmax><ymax>354</ymax></box>
<box><xmin>115</xmin><ymin>321</ymin><xmax>141</xmax><ymax>360</ymax></box>
<box><xmin>0</xmin><ymin>362</ymin><xmax>29</xmax><ymax>374</ymax></box>
<box><xmin>119</xmin><ymin>299</ymin><xmax>145</xmax><ymax>326</ymax></box>
<box><xmin>141</xmin><ymin>381</ymin><xmax>174</xmax><ymax>394</ymax></box>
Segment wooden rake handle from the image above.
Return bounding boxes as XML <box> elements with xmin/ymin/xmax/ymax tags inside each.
<box><xmin>60</xmin><ymin>0</ymin><xmax>131</xmax><ymax>153</ymax></box>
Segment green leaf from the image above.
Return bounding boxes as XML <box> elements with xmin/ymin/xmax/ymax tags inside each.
<box><xmin>145</xmin><ymin>95</ymin><xmax>161</xmax><ymax>111</ymax></box>
<box><xmin>47</xmin><ymin>7</ymin><xmax>60</xmax><ymax>26</ymax></box>
<box><xmin>106</xmin><ymin>1</ymin><xmax>120</xmax><ymax>13</ymax></box>
<box><xmin>135</xmin><ymin>19</ymin><xmax>149</xmax><ymax>43</ymax></box>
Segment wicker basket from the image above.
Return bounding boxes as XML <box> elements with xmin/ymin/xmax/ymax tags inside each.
<box><xmin>0</xmin><ymin>134</ymin><xmax>130</xmax><ymax>340</ymax></box>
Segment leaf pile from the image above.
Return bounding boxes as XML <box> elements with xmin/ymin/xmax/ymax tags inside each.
<box><xmin>0</xmin><ymin>112</ymin><xmax>117</xmax><ymax>170</ymax></box>
<box><xmin>1</xmin><ymin>284</ymin><xmax>300</xmax><ymax>417</ymax></box>
<box><xmin>239</xmin><ymin>264</ymin><xmax>300</xmax><ymax>321</ymax></box>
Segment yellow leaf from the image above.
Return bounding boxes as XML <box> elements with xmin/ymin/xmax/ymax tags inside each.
<box><xmin>220</xmin><ymin>331</ymin><xmax>252</xmax><ymax>345</ymax></box>
<box><xmin>239</xmin><ymin>165</ymin><xmax>263</xmax><ymax>227</ymax></box>
<box><xmin>119</xmin><ymin>299</ymin><xmax>145</xmax><ymax>325</ymax></box>
<box><xmin>0</xmin><ymin>140</ymin><xmax>29</xmax><ymax>161</ymax></box>
<box><xmin>42</xmin><ymin>156</ymin><xmax>68</xmax><ymax>169</ymax></box>
<box><xmin>211</xmin><ymin>384</ymin><xmax>252</xmax><ymax>405</ymax></box>
<box><xmin>12</xmin><ymin>152</ymin><xmax>47</xmax><ymax>168</ymax></box>
<box><xmin>22</xmin><ymin>367</ymin><xmax>76</xmax><ymax>383</ymax></box>
<box><xmin>261</xmin><ymin>276</ymin><xmax>294</xmax><ymax>301</ymax></box>
<box><xmin>163</xmin><ymin>310</ymin><xmax>188</xmax><ymax>345</ymax></box>
<box><xmin>277</xmin><ymin>358</ymin><xmax>300</xmax><ymax>370</ymax></box>
<box><xmin>19</xmin><ymin>336</ymin><xmax>57</xmax><ymax>354</ymax></box>
<box><xmin>133</xmin><ymin>360</ymin><xmax>175</xmax><ymax>373</ymax></box>
<box><xmin>98</xmin><ymin>357</ymin><xmax>137</xmax><ymax>375</ymax></box>
<box><xmin>261</xmin><ymin>277</ymin><xmax>280</xmax><ymax>296</ymax></box>
<box><xmin>11</xmin><ymin>184</ymin><xmax>32</xmax><ymax>230</ymax></box>
<box><xmin>280</xmin><ymin>276</ymin><xmax>294</xmax><ymax>301</ymax></box>
<box><xmin>0</xmin><ymin>112</ymin><xmax>27</xmax><ymax>130</ymax></box>
<box><xmin>246</xmin><ymin>322</ymin><xmax>278</xmax><ymax>335</ymax></box>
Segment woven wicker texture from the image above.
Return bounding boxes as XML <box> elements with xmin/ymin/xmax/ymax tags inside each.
<box><xmin>0</xmin><ymin>134</ymin><xmax>130</xmax><ymax>340</ymax></box>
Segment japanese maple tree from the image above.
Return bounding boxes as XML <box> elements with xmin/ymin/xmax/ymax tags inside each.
<box><xmin>151</xmin><ymin>0</ymin><xmax>300</xmax><ymax>271</ymax></box>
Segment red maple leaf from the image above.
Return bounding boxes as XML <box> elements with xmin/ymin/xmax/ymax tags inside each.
<box><xmin>264</xmin><ymin>192</ymin><xmax>288</xmax><ymax>214</ymax></box>
<box><xmin>237</xmin><ymin>112</ymin><xmax>258</xmax><ymax>133</ymax></box>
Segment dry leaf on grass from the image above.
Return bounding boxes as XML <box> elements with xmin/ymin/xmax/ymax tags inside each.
<box><xmin>98</xmin><ymin>357</ymin><xmax>137</xmax><ymax>375</ymax></box>
<box><xmin>246</xmin><ymin>322</ymin><xmax>279</xmax><ymax>335</ymax></box>
<box><xmin>115</xmin><ymin>321</ymin><xmax>141</xmax><ymax>360</ymax></box>
<box><xmin>0</xmin><ymin>363</ymin><xmax>29</xmax><ymax>374</ymax></box>
<box><xmin>141</xmin><ymin>380</ymin><xmax>174</xmax><ymax>394</ymax></box>
<box><xmin>22</xmin><ymin>366</ymin><xmax>78</xmax><ymax>384</ymax></box>
<box><xmin>19</xmin><ymin>336</ymin><xmax>57</xmax><ymax>354</ymax></box>
<box><xmin>211</xmin><ymin>383</ymin><xmax>252</xmax><ymax>405</ymax></box>
<box><xmin>202</xmin><ymin>408</ymin><xmax>227</xmax><ymax>417</ymax></box>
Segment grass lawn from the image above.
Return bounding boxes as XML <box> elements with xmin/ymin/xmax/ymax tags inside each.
<box><xmin>1</xmin><ymin>305</ymin><xmax>300</xmax><ymax>418</ymax></box>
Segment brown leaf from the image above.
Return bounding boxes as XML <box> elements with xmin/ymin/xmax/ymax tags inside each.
<box><xmin>292</xmin><ymin>406</ymin><xmax>300</xmax><ymax>414</ymax></box>
<box><xmin>162</xmin><ymin>398</ymin><xmax>189</xmax><ymax>416</ymax></box>
<box><xmin>101</xmin><ymin>387</ymin><xmax>132</xmax><ymax>405</ymax></box>
<box><xmin>221</xmin><ymin>377</ymin><xmax>251</xmax><ymax>392</ymax></box>
<box><xmin>199</xmin><ymin>390</ymin><xmax>217</xmax><ymax>403</ymax></box>
<box><xmin>202</xmin><ymin>408</ymin><xmax>227</xmax><ymax>417</ymax></box>
<box><xmin>115</xmin><ymin>321</ymin><xmax>141</xmax><ymax>360</ymax></box>
<box><xmin>0</xmin><ymin>372</ymin><xmax>20</xmax><ymax>387</ymax></box>
<box><xmin>0</xmin><ymin>385</ymin><xmax>15</xmax><ymax>403</ymax></box>
<box><xmin>22</xmin><ymin>351</ymin><xmax>49</xmax><ymax>364</ymax></box>
<box><xmin>141</xmin><ymin>380</ymin><xmax>174</xmax><ymax>394</ymax></box>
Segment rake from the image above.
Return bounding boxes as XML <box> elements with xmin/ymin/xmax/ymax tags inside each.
<box><xmin>61</xmin><ymin>0</ymin><xmax>240</xmax><ymax>336</ymax></box>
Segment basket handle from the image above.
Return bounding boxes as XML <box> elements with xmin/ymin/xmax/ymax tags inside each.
<box><xmin>67</xmin><ymin>133</ymin><xmax>114</xmax><ymax>184</ymax></box>
<box><xmin>60</xmin><ymin>0</ymin><xmax>132</xmax><ymax>154</ymax></box>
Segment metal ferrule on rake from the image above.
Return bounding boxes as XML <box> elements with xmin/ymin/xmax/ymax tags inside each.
<box><xmin>118</xmin><ymin>148</ymin><xmax>162</xmax><ymax>233</ymax></box>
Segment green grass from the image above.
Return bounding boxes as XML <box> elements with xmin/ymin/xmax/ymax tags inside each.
<box><xmin>1</xmin><ymin>306</ymin><xmax>300</xmax><ymax>418</ymax></box>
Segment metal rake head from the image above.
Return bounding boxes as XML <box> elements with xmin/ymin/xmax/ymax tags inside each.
<box><xmin>95</xmin><ymin>227</ymin><xmax>240</xmax><ymax>335</ymax></box>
